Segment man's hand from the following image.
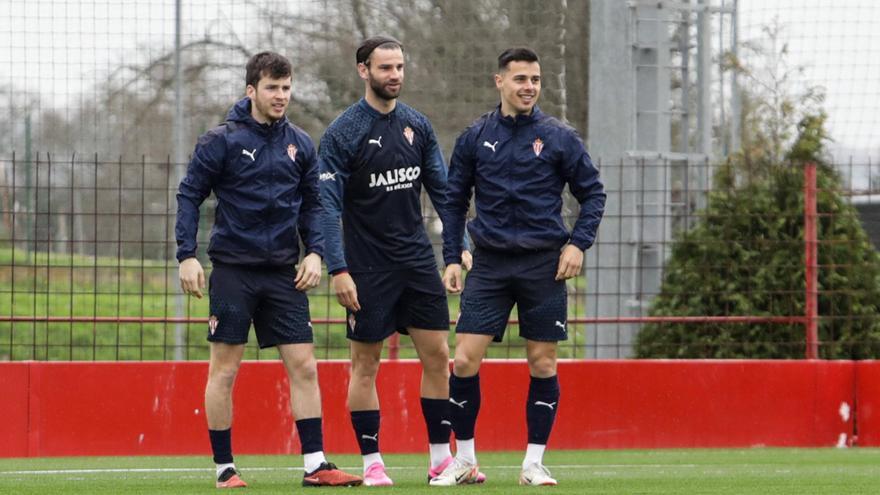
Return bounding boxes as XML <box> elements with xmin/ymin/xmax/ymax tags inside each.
<box><xmin>179</xmin><ymin>257</ymin><xmax>205</xmax><ymax>298</ymax></box>
<box><xmin>461</xmin><ymin>250</ymin><xmax>473</xmax><ymax>271</ymax></box>
<box><xmin>332</xmin><ymin>272</ymin><xmax>361</xmax><ymax>311</ymax></box>
<box><xmin>294</xmin><ymin>252</ymin><xmax>322</xmax><ymax>291</ymax></box>
<box><xmin>443</xmin><ymin>263</ymin><xmax>464</xmax><ymax>294</ymax></box>
<box><xmin>555</xmin><ymin>244</ymin><xmax>584</xmax><ymax>281</ymax></box>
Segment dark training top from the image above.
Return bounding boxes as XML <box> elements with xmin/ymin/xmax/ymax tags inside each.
<box><xmin>175</xmin><ymin>97</ymin><xmax>324</xmax><ymax>266</ymax></box>
<box><xmin>442</xmin><ymin>105</ymin><xmax>606</xmax><ymax>264</ymax></box>
<box><xmin>319</xmin><ymin>99</ymin><xmax>458</xmax><ymax>274</ymax></box>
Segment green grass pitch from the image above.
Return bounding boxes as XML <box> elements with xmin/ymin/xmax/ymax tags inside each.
<box><xmin>1</xmin><ymin>449</ymin><xmax>878</xmax><ymax>494</ymax></box>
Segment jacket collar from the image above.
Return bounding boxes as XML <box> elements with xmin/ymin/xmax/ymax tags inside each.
<box><xmin>493</xmin><ymin>104</ymin><xmax>542</xmax><ymax>128</ymax></box>
<box><xmin>358</xmin><ymin>98</ymin><xmax>399</xmax><ymax>120</ymax></box>
<box><xmin>227</xmin><ymin>97</ymin><xmax>290</xmax><ymax>135</ymax></box>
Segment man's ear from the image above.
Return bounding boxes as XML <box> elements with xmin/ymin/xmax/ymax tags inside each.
<box><xmin>357</xmin><ymin>63</ymin><xmax>370</xmax><ymax>81</ymax></box>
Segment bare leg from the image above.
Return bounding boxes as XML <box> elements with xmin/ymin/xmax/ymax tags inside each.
<box><xmin>205</xmin><ymin>342</ymin><xmax>246</xmax><ymax>429</ymax></box>
<box><xmin>408</xmin><ymin>328</ymin><xmax>450</xmax><ymax>398</ymax></box>
<box><xmin>278</xmin><ymin>343</ymin><xmax>322</xmax><ymax>420</ymax></box>
<box><xmin>348</xmin><ymin>340</ymin><xmax>384</xmax><ymax>411</ymax></box>
<box><xmin>451</xmin><ymin>333</ymin><xmax>494</xmax><ymax>378</ymax></box>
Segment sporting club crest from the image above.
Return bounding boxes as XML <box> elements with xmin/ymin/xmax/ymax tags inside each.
<box><xmin>208</xmin><ymin>315</ymin><xmax>219</xmax><ymax>335</ymax></box>
<box><xmin>287</xmin><ymin>143</ymin><xmax>298</xmax><ymax>162</ymax></box>
<box><xmin>403</xmin><ymin>126</ymin><xmax>415</xmax><ymax>146</ymax></box>
<box><xmin>348</xmin><ymin>313</ymin><xmax>357</xmax><ymax>332</ymax></box>
<box><xmin>532</xmin><ymin>138</ymin><xmax>544</xmax><ymax>157</ymax></box>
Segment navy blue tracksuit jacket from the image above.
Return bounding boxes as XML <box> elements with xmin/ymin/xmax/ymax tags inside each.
<box><xmin>319</xmin><ymin>99</ymin><xmax>459</xmax><ymax>274</ymax></box>
<box><xmin>175</xmin><ymin>97</ymin><xmax>324</xmax><ymax>266</ymax></box>
<box><xmin>442</xmin><ymin>106</ymin><xmax>605</xmax><ymax>264</ymax></box>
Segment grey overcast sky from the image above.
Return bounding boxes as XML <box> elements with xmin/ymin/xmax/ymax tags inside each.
<box><xmin>1</xmin><ymin>0</ymin><xmax>878</xmax><ymax>160</ymax></box>
<box><xmin>738</xmin><ymin>0</ymin><xmax>880</xmax><ymax>160</ymax></box>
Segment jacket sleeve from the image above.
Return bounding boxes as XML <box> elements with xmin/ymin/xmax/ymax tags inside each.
<box><xmin>175</xmin><ymin>130</ymin><xmax>226</xmax><ymax>262</ymax></box>
<box><xmin>318</xmin><ymin>128</ymin><xmax>353</xmax><ymax>274</ymax></box>
<box><xmin>297</xmin><ymin>138</ymin><xmax>325</xmax><ymax>259</ymax></box>
<box><xmin>419</xmin><ymin>121</ymin><xmax>470</xmax><ymax>258</ymax></box>
<box><xmin>560</xmin><ymin>129</ymin><xmax>606</xmax><ymax>251</ymax></box>
<box><xmin>442</xmin><ymin>130</ymin><xmax>477</xmax><ymax>265</ymax></box>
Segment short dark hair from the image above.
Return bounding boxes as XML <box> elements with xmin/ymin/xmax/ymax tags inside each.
<box><xmin>245</xmin><ymin>51</ymin><xmax>292</xmax><ymax>88</ymax></box>
<box><xmin>356</xmin><ymin>35</ymin><xmax>404</xmax><ymax>65</ymax></box>
<box><xmin>497</xmin><ymin>47</ymin><xmax>540</xmax><ymax>70</ymax></box>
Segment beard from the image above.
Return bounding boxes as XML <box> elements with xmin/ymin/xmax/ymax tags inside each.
<box><xmin>369</xmin><ymin>76</ymin><xmax>401</xmax><ymax>101</ymax></box>
<box><xmin>254</xmin><ymin>97</ymin><xmax>283</xmax><ymax>123</ymax></box>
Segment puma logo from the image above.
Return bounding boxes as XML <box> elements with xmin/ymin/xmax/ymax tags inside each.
<box><xmin>534</xmin><ymin>401</ymin><xmax>557</xmax><ymax>410</ymax></box>
<box><xmin>440</xmin><ymin>420</ymin><xmax>452</xmax><ymax>426</ymax></box>
<box><xmin>241</xmin><ymin>148</ymin><xmax>256</xmax><ymax>161</ymax></box>
<box><xmin>555</xmin><ymin>320</ymin><xmax>566</xmax><ymax>330</ymax></box>
<box><xmin>482</xmin><ymin>140</ymin><xmax>498</xmax><ymax>152</ymax></box>
<box><xmin>369</xmin><ymin>136</ymin><xmax>383</xmax><ymax>148</ymax></box>
<box><xmin>449</xmin><ymin>398</ymin><xmax>468</xmax><ymax>409</ymax></box>
<box><xmin>360</xmin><ymin>433</ymin><xmax>378</xmax><ymax>442</ymax></box>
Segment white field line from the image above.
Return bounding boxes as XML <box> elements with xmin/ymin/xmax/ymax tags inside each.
<box><xmin>0</xmin><ymin>464</ymin><xmax>699</xmax><ymax>476</ymax></box>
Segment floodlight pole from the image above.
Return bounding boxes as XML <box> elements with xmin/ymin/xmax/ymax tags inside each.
<box><xmin>172</xmin><ymin>0</ymin><xmax>186</xmax><ymax>360</ymax></box>
<box><xmin>804</xmin><ymin>162</ymin><xmax>819</xmax><ymax>359</ymax></box>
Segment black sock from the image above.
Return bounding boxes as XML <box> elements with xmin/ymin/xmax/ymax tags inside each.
<box><xmin>526</xmin><ymin>375</ymin><xmax>560</xmax><ymax>445</ymax></box>
<box><xmin>449</xmin><ymin>373</ymin><xmax>481</xmax><ymax>440</ymax></box>
<box><xmin>295</xmin><ymin>418</ymin><xmax>324</xmax><ymax>455</ymax></box>
<box><xmin>208</xmin><ymin>428</ymin><xmax>233</xmax><ymax>465</ymax></box>
<box><xmin>421</xmin><ymin>397</ymin><xmax>451</xmax><ymax>444</ymax></box>
<box><xmin>351</xmin><ymin>410</ymin><xmax>381</xmax><ymax>455</ymax></box>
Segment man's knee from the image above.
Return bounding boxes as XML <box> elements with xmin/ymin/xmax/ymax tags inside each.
<box><xmin>452</xmin><ymin>342</ymin><xmax>485</xmax><ymax>376</ymax></box>
<box><xmin>417</xmin><ymin>339</ymin><xmax>450</xmax><ymax>375</ymax></box>
<box><xmin>350</xmin><ymin>346</ymin><xmax>382</xmax><ymax>381</ymax></box>
<box><xmin>278</xmin><ymin>344</ymin><xmax>320</xmax><ymax>383</ymax></box>
<box><xmin>452</xmin><ymin>334</ymin><xmax>493</xmax><ymax>373</ymax></box>
<box><xmin>207</xmin><ymin>364</ymin><xmax>239</xmax><ymax>391</ymax></box>
<box><xmin>292</xmin><ymin>357</ymin><xmax>318</xmax><ymax>383</ymax></box>
<box><xmin>423</xmin><ymin>358</ymin><xmax>451</xmax><ymax>381</ymax></box>
<box><xmin>527</xmin><ymin>347</ymin><xmax>558</xmax><ymax>377</ymax></box>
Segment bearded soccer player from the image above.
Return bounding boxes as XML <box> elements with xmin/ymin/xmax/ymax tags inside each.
<box><xmin>176</xmin><ymin>51</ymin><xmax>361</xmax><ymax>489</ymax></box>
<box><xmin>432</xmin><ymin>47</ymin><xmax>606</xmax><ymax>487</ymax></box>
<box><xmin>318</xmin><ymin>36</ymin><xmax>479</xmax><ymax>487</ymax></box>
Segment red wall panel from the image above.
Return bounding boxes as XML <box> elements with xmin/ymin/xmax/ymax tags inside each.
<box><xmin>551</xmin><ymin>360</ymin><xmax>854</xmax><ymax>449</ymax></box>
<box><xmin>21</xmin><ymin>361</ymin><xmax>429</xmax><ymax>457</ymax></box>
<box><xmin>28</xmin><ymin>362</ymin><xmax>209</xmax><ymax>456</ymax></box>
<box><xmin>1</xmin><ymin>360</ymin><xmax>860</xmax><ymax>457</ymax></box>
<box><xmin>0</xmin><ymin>362</ymin><xmax>29</xmax><ymax>457</ymax></box>
<box><xmin>855</xmin><ymin>361</ymin><xmax>880</xmax><ymax>446</ymax></box>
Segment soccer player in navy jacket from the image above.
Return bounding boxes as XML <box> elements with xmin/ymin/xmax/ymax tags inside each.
<box><xmin>175</xmin><ymin>52</ymin><xmax>361</xmax><ymax>488</ymax></box>
<box><xmin>433</xmin><ymin>47</ymin><xmax>606</xmax><ymax>486</ymax></box>
<box><xmin>319</xmin><ymin>36</ymin><xmax>480</xmax><ymax>486</ymax></box>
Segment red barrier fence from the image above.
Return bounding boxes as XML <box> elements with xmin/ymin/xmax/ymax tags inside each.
<box><xmin>855</xmin><ymin>361</ymin><xmax>880</xmax><ymax>446</ymax></box>
<box><xmin>2</xmin><ymin>359</ymin><xmax>872</xmax><ymax>458</ymax></box>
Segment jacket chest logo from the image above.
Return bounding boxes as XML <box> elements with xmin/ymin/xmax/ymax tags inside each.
<box><xmin>482</xmin><ymin>140</ymin><xmax>498</xmax><ymax>153</ymax></box>
<box><xmin>403</xmin><ymin>126</ymin><xmax>415</xmax><ymax>146</ymax></box>
<box><xmin>533</xmin><ymin>138</ymin><xmax>544</xmax><ymax>157</ymax></box>
<box><xmin>287</xmin><ymin>144</ymin><xmax>298</xmax><ymax>162</ymax></box>
<box><xmin>241</xmin><ymin>148</ymin><xmax>257</xmax><ymax>162</ymax></box>
<box><xmin>368</xmin><ymin>166</ymin><xmax>421</xmax><ymax>190</ymax></box>
<box><xmin>368</xmin><ymin>136</ymin><xmax>383</xmax><ymax>148</ymax></box>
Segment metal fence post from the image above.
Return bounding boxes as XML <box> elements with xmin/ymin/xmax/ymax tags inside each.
<box><xmin>804</xmin><ymin>161</ymin><xmax>819</xmax><ymax>359</ymax></box>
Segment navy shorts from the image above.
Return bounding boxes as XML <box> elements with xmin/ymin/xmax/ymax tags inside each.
<box><xmin>456</xmin><ymin>249</ymin><xmax>568</xmax><ymax>342</ymax></box>
<box><xmin>207</xmin><ymin>263</ymin><xmax>313</xmax><ymax>348</ymax></box>
<box><xmin>346</xmin><ymin>265</ymin><xmax>450</xmax><ymax>343</ymax></box>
